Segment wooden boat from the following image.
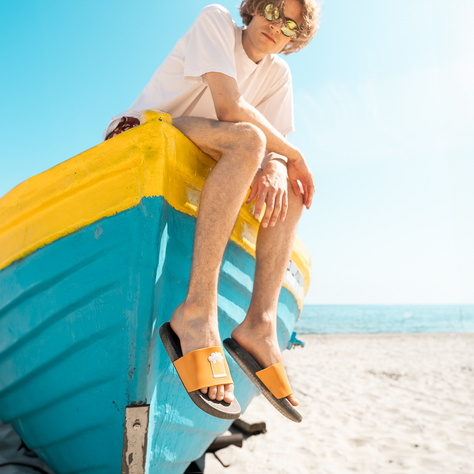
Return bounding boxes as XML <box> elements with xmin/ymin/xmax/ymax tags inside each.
<box><xmin>0</xmin><ymin>111</ymin><xmax>310</xmax><ymax>473</ymax></box>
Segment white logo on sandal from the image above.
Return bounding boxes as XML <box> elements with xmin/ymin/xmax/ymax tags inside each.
<box><xmin>208</xmin><ymin>352</ymin><xmax>227</xmax><ymax>378</ymax></box>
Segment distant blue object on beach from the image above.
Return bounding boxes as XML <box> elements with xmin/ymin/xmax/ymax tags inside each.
<box><xmin>296</xmin><ymin>304</ymin><xmax>474</xmax><ymax>334</ymax></box>
<box><xmin>287</xmin><ymin>331</ymin><xmax>306</xmax><ymax>349</ymax></box>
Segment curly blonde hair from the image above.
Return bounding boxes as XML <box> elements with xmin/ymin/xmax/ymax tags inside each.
<box><xmin>239</xmin><ymin>0</ymin><xmax>321</xmax><ymax>54</ymax></box>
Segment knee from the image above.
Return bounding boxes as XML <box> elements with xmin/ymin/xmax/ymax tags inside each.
<box><xmin>228</xmin><ymin>122</ymin><xmax>266</xmax><ymax>166</ymax></box>
<box><xmin>237</xmin><ymin>122</ymin><xmax>266</xmax><ymax>152</ymax></box>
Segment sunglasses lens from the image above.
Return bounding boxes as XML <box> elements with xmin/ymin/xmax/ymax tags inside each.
<box><xmin>281</xmin><ymin>19</ymin><xmax>298</xmax><ymax>37</ymax></box>
<box><xmin>264</xmin><ymin>4</ymin><xmax>298</xmax><ymax>37</ymax></box>
<box><xmin>264</xmin><ymin>4</ymin><xmax>280</xmax><ymax>21</ymax></box>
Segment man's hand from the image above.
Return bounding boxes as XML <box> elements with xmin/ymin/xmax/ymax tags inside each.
<box><xmin>247</xmin><ymin>159</ymin><xmax>288</xmax><ymax>228</ymax></box>
<box><xmin>287</xmin><ymin>153</ymin><xmax>315</xmax><ymax>209</ymax></box>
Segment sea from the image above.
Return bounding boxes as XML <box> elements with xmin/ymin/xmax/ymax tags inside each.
<box><xmin>295</xmin><ymin>304</ymin><xmax>474</xmax><ymax>334</ymax></box>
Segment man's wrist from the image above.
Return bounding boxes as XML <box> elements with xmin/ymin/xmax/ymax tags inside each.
<box><xmin>286</xmin><ymin>147</ymin><xmax>303</xmax><ymax>163</ymax></box>
<box><xmin>264</xmin><ymin>158</ymin><xmax>288</xmax><ymax>177</ymax></box>
<box><xmin>269</xmin><ymin>157</ymin><xmax>288</xmax><ymax>167</ymax></box>
<box><xmin>266</xmin><ymin>151</ymin><xmax>288</xmax><ymax>165</ymax></box>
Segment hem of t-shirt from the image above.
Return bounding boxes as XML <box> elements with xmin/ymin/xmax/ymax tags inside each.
<box><xmin>184</xmin><ymin>67</ymin><xmax>237</xmax><ymax>85</ymax></box>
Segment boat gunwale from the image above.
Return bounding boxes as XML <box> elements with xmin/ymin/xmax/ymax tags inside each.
<box><xmin>0</xmin><ymin>111</ymin><xmax>311</xmax><ymax>306</ymax></box>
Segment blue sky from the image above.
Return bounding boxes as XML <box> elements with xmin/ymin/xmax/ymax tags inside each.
<box><xmin>1</xmin><ymin>1</ymin><xmax>473</xmax><ymax>304</ymax></box>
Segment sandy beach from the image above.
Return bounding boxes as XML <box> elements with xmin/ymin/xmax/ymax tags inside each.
<box><xmin>205</xmin><ymin>333</ymin><xmax>474</xmax><ymax>474</ymax></box>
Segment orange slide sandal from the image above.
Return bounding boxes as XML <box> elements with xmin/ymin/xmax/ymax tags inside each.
<box><xmin>223</xmin><ymin>337</ymin><xmax>302</xmax><ymax>423</ymax></box>
<box><xmin>159</xmin><ymin>322</ymin><xmax>241</xmax><ymax>419</ymax></box>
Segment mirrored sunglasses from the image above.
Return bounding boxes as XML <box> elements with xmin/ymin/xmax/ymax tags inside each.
<box><xmin>263</xmin><ymin>3</ymin><xmax>299</xmax><ymax>37</ymax></box>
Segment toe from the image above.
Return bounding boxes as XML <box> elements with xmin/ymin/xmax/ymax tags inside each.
<box><xmin>208</xmin><ymin>385</ymin><xmax>218</xmax><ymax>400</ymax></box>
<box><xmin>200</xmin><ymin>387</ymin><xmax>208</xmax><ymax>395</ymax></box>
<box><xmin>224</xmin><ymin>383</ymin><xmax>235</xmax><ymax>403</ymax></box>
<box><xmin>215</xmin><ymin>385</ymin><xmax>225</xmax><ymax>401</ymax></box>
<box><xmin>288</xmin><ymin>394</ymin><xmax>299</xmax><ymax>406</ymax></box>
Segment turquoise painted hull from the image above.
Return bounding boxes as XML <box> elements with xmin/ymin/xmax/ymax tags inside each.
<box><xmin>0</xmin><ymin>195</ymin><xmax>300</xmax><ymax>473</ymax></box>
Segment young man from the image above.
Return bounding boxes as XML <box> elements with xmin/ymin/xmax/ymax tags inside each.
<box><xmin>106</xmin><ymin>0</ymin><xmax>320</xmax><ymax>421</ymax></box>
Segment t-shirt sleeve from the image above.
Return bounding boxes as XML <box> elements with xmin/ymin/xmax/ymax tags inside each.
<box><xmin>256</xmin><ymin>63</ymin><xmax>295</xmax><ymax>136</ymax></box>
<box><xmin>182</xmin><ymin>5</ymin><xmax>237</xmax><ymax>84</ymax></box>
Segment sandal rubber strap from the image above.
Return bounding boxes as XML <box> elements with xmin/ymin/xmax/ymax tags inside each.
<box><xmin>173</xmin><ymin>346</ymin><xmax>233</xmax><ymax>392</ymax></box>
<box><xmin>256</xmin><ymin>362</ymin><xmax>293</xmax><ymax>399</ymax></box>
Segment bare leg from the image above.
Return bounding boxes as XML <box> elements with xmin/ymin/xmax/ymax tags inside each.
<box><xmin>169</xmin><ymin>118</ymin><xmax>266</xmax><ymax>403</ymax></box>
<box><xmin>231</xmin><ymin>185</ymin><xmax>304</xmax><ymax>406</ymax></box>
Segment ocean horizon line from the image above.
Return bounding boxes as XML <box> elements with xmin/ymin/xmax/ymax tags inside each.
<box><xmin>303</xmin><ymin>303</ymin><xmax>474</xmax><ymax>306</ymax></box>
<box><xmin>296</xmin><ymin>304</ymin><xmax>474</xmax><ymax>335</ymax></box>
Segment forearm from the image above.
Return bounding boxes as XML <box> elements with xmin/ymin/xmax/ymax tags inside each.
<box><xmin>205</xmin><ymin>72</ymin><xmax>301</xmax><ymax>163</ymax></box>
<box><xmin>223</xmin><ymin>97</ymin><xmax>301</xmax><ymax>163</ymax></box>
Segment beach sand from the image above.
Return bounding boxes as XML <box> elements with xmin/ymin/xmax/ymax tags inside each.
<box><xmin>204</xmin><ymin>333</ymin><xmax>474</xmax><ymax>474</ymax></box>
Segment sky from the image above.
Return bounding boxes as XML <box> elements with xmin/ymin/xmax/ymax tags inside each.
<box><xmin>1</xmin><ymin>0</ymin><xmax>473</xmax><ymax>305</ymax></box>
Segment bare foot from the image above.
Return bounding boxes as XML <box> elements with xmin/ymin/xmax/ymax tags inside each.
<box><xmin>231</xmin><ymin>314</ymin><xmax>299</xmax><ymax>406</ymax></box>
<box><xmin>170</xmin><ymin>301</ymin><xmax>235</xmax><ymax>404</ymax></box>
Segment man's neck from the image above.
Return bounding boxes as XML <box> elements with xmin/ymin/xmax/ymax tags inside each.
<box><xmin>241</xmin><ymin>28</ymin><xmax>266</xmax><ymax>64</ymax></box>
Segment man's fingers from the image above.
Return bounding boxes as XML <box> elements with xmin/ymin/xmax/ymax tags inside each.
<box><xmin>305</xmin><ymin>187</ymin><xmax>314</xmax><ymax>208</ymax></box>
<box><xmin>254</xmin><ymin>188</ymin><xmax>267</xmax><ymax>219</ymax></box>
<box><xmin>304</xmin><ymin>177</ymin><xmax>315</xmax><ymax>209</ymax></box>
<box><xmin>261</xmin><ymin>190</ymin><xmax>276</xmax><ymax>228</ymax></box>
<box><xmin>302</xmin><ymin>184</ymin><xmax>309</xmax><ymax>207</ymax></box>
<box><xmin>246</xmin><ymin>171</ymin><xmax>262</xmax><ymax>203</ymax></box>
<box><xmin>246</xmin><ymin>185</ymin><xmax>258</xmax><ymax>204</ymax></box>
<box><xmin>270</xmin><ymin>192</ymin><xmax>283</xmax><ymax>226</ymax></box>
<box><xmin>280</xmin><ymin>192</ymin><xmax>288</xmax><ymax>221</ymax></box>
<box><xmin>290</xmin><ymin>178</ymin><xmax>301</xmax><ymax>196</ymax></box>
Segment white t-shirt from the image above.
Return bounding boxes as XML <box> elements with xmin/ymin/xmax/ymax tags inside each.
<box><xmin>105</xmin><ymin>4</ymin><xmax>294</xmax><ymax>139</ymax></box>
